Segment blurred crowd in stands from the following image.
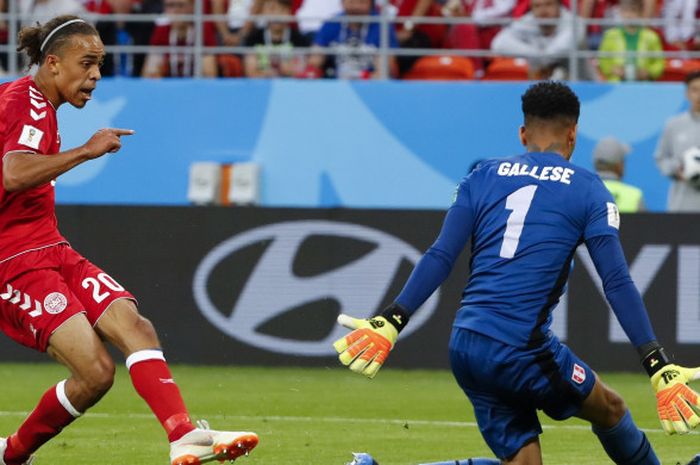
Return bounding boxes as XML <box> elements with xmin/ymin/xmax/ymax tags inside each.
<box><xmin>1</xmin><ymin>0</ymin><xmax>699</xmax><ymax>80</ymax></box>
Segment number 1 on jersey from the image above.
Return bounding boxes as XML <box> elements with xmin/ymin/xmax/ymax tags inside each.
<box><xmin>499</xmin><ymin>185</ymin><xmax>538</xmax><ymax>259</ymax></box>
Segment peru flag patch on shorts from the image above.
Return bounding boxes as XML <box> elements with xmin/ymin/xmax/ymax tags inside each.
<box><xmin>572</xmin><ymin>363</ymin><xmax>586</xmax><ymax>384</ymax></box>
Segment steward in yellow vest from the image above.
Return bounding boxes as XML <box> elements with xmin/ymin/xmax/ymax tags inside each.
<box><xmin>601</xmin><ymin>178</ymin><xmax>645</xmax><ymax>213</ymax></box>
<box><xmin>593</xmin><ymin>137</ymin><xmax>646</xmax><ymax>212</ymax></box>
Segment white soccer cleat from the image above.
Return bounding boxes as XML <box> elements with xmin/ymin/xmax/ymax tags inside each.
<box><xmin>0</xmin><ymin>437</ymin><xmax>34</xmax><ymax>465</ymax></box>
<box><xmin>169</xmin><ymin>421</ymin><xmax>258</xmax><ymax>465</ymax></box>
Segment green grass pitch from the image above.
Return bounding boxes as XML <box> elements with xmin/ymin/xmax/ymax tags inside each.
<box><xmin>0</xmin><ymin>364</ymin><xmax>696</xmax><ymax>465</ymax></box>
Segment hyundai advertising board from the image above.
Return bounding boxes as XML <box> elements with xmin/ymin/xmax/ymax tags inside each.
<box><xmin>0</xmin><ymin>207</ymin><xmax>697</xmax><ymax>372</ymax></box>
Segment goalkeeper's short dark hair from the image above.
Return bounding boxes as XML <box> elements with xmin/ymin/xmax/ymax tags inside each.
<box><xmin>521</xmin><ymin>81</ymin><xmax>580</xmax><ymax>128</ymax></box>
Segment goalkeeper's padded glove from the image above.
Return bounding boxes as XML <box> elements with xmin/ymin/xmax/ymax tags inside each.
<box><xmin>642</xmin><ymin>345</ymin><xmax>700</xmax><ymax>434</ymax></box>
<box><xmin>333</xmin><ymin>304</ymin><xmax>410</xmax><ymax>379</ymax></box>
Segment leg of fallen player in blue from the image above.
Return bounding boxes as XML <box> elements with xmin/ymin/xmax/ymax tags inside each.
<box><xmin>591</xmin><ymin>410</ymin><xmax>658</xmax><ymax>465</ymax></box>
<box><xmin>432</xmin><ymin>409</ymin><xmax>660</xmax><ymax>464</ymax></box>
<box><xmin>418</xmin><ymin>413</ymin><xmax>658</xmax><ymax>465</ymax></box>
<box><xmin>418</xmin><ymin>459</ymin><xmax>499</xmax><ymax>464</ymax></box>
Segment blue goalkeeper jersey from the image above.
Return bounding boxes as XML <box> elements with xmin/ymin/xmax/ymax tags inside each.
<box><xmin>455</xmin><ymin>151</ymin><xmax>620</xmax><ymax>347</ymax></box>
<box><xmin>396</xmin><ymin>151</ymin><xmax>632</xmax><ymax>348</ymax></box>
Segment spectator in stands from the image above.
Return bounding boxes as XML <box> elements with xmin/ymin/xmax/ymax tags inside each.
<box><xmin>0</xmin><ymin>0</ymin><xmax>7</xmax><ymax>73</ymax></box>
<box><xmin>212</xmin><ymin>0</ymin><xmax>261</xmax><ymax>47</ymax></box>
<box><xmin>580</xmin><ymin>0</ymin><xmax>657</xmax><ymax>49</ymax></box>
<box><xmin>19</xmin><ymin>0</ymin><xmax>85</xmax><ymax>23</ymax></box>
<box><xmin>243</xmin><ymin>0</ymin><xmax>310</xmax><ymax>77</ymax></box>
<box><xmin>391</xmin><ymin>0</ymin><xmax>447</xmax><ymax>47</ymax></box>
<box><xmin>598</xmin><ymin>0</ymin><xmax>664</xmax><ymax>81</ymax></box>
<box><xmin>443</xmin><ymin>0</ymin><xmax>517</xmax><ymax>77</ymax></box>
<box><xmin>142</xmin><ymin>0</ymin><xmax>219</xmax><ymax>77</ymax></box>
<box><xmin>17</xmin><ymin>0</ymin><xmax>86</xmax><ymax>71</ymax></box>
<box><xmin>296</xmin><ymin>0</ymin><xmax>343</xmax><ymax>42</ymax></box>
<box><xmin>654</xmin><ymin>71</ymin><xmax>700</xmax><ymax>211</ymax></box>
<box><xmin>490</xmin><ymin>0</ymin><xmax>586</xmax><ymax>79</ymax></box>
<box><xmin>87</xmin><ymin>0</ymin><xmax>161</xmax><ymax>76</ymax></box>
<box><xmin>593</xmin><ymin>137</ymin><xmax>646</xmax><ymax>212</ymax></box>
<box><xmin>309</xmin><ymin>0</ymin><xmax>399</xmax><ymax>79</ymax></box>
<box><xmin>384</xmin><ymin>0</ymin><xmax>448</xmax><ymax>74</ymax></box>
<box><xmin>662</xmin><ymin>0</ymin><xmax>700</xmax><ymax>51</ymax></box>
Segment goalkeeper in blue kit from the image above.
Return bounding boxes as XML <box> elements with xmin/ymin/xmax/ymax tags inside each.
<box><xmin>334</xmin><ymin>82</ymin><xmax>700</xmax><ymax>465</ymax></box>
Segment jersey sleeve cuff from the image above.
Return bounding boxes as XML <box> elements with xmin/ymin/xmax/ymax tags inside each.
<box><xmin>380</xmin><ymin>303</ymin><xmax>410</xmax><ymax>333</ymax></box>
<box><xmin>641</xmin><ymin>345</ymin><xmax>670</xmax><ymax>377</ymax></box>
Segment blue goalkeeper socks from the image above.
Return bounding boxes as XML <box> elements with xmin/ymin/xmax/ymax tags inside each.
<box><xmin>592</xmin><ymin>410</ymin><xmax>660</xmax><ymax>465</ymax></box>
<box><xmin>419</xmin><ymin>459</ymin><xmax>500</xmax><ymax>465</ymax></box>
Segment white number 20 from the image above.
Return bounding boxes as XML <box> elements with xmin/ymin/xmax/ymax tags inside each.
<box><xmin>82</xmin><ymin>273</ymin><xmax>125</xmax><ymax>303</ymax></box>
<box><xmin>499</xmin><ymin>185</ymin><xmax>538</xmax><ymax>259</ymax></box>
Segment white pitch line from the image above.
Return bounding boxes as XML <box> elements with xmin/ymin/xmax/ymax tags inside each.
<box><xmin>0</xmin><ymin>410</ymin><xmax>693</xmax><ymax>435</ymax></box>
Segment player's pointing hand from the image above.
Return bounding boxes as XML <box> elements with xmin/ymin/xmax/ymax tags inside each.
<box><xmin>83</xmin><ymin>128</ymin><xmax>135</xmax><ymax>158</ymax></box>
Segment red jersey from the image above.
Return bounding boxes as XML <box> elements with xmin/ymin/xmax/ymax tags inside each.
<box><xmin>390</xmin><ymin>0</ymin><xmax>448</xmax><ymax>47</ymax></box>
<box><xmin>0</xmin><ymin>76</ymin><xmax>66</xmax><ymax>264</ymax></box>
<box><xmin>149</xmin><ymin>23</ymin><xmax>218</xmax><ymax>77</ymax></box>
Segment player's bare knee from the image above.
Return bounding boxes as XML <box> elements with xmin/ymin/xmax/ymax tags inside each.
<box><xmin>603</xmin><ymin>387</ymin><xmax>627</xmax><ymax>426</ymax></box>
<box><xmin>118</xmin><ymin>301</ymin><xmax>157</xmax><ymax>339</ymax></box>
<box><xmin>132</xmin><ymin>314</ymin><xmax>158</xmax><ymax>342</ymax></box>
<box><xmin>70</xmin><ymin>358</ymin><xmax>114</xmax><ymax>409</ymax></box>
<box><xmin>84</xmin><ymin>354</ymin><xmax>115</xmax><ymax>396</ymax></box>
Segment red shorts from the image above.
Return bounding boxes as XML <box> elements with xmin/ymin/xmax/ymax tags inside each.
<box><xmin>0</xmin><ymin>244</ymin><xmax>135</xmax><ymax>352</ymax></box>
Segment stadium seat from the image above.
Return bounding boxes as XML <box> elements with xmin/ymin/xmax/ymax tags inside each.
<box><xmin>482</xmin><ymin>57</ymin><xmax>530</xmax><ymax>81</ymax></box>
<box><xmin>658</xmin><ymin>59</ymin><xmax>700</xmax><ymax>82</ymax></box>
<box><xmin>217</xmin><ymin>54</ymin><xmax>243</xmax><ymax>78</ymax></box>
<box><xmin>402</xmin><ymin>55</ymin><xmax>475</xmax><ymax>81</ymax></box>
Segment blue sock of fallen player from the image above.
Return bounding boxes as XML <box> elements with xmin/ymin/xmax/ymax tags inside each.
<box><xmin>419</xmin><ymin>459</ymin><xmax>500</xmax><ymax>465</ymax></box>
<box><xmin>592</xmin><ymin>410</ymin><xmax>660</xmax><ymax>465</ymax></box>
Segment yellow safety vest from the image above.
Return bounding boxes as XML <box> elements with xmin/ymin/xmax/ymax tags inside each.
<box><xmin>602</xmin><ymin>179</ymin><xmax>644</xmax><ymax>213</ymax></box>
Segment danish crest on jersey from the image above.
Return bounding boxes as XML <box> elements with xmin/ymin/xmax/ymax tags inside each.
<box><xmin>18</xmin><ymin>124</ymin><xmax>43</xmax><ymax>150</ymax></box>
<box><xmin>44</xmin><ymin>292</ymin><xmax>68</xmax><ymax>314</ymax></box>
<box><xmin>572</xmin><ymin>363</ymin><xmax>586</xmax><ymax>384</ymax></box>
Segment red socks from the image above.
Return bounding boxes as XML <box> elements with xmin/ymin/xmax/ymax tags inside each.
<box><xmin>4</xmin><ymin>381</ymin><xmax>80</xmax><ymax>464</ymax></box>
<box><xmin>4</xmin><ymin>350</ymin><xmax>193</xmax><ymax>464</ymax></box>
<box><xmin>126</xmin><ymin>350</ymin><xmax>195</xmax><ymax>442</ymax></box>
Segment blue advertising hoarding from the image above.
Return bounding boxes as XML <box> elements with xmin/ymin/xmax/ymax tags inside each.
<box><xmin>55</xmin><ymin>79</ymin><xmax>686</xmax><ymax>211</ymax></box>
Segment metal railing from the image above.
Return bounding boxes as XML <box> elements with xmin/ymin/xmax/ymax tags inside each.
<box><xmin>2</xmin><ymin>4</ymin><xmax>700</xmax><ymax>81</ymax></box>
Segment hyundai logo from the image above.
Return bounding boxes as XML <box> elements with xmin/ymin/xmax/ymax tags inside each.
<box><xmin>192</xmin><ymin>220</ymin><xmax>439</xmax><ymax>356</ymax></box>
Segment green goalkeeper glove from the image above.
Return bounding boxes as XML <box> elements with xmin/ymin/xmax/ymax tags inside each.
<box><xmin>333</xmin><ymin>304</ymin><xmax>409</xmax><ymax>379</ymax></box>
<box><xmin>642</xmin><ymin>346</ymin><xmax>700</xmax><ymax>434</ymax></box>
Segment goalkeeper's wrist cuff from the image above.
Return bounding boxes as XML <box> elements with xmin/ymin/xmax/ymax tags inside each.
<box><xmin>380</xmin><ymin>303</ymin><xmax>410</xmax><ymax>333</ymax></box>
<box><xmin>641</xmin><ymin>344</ymin><xmax>671</xmax><ymax>377</ymax></box>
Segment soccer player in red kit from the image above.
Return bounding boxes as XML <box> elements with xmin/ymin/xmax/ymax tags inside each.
<box><xmin>0</xmin><ymin>15</ymin><xmax>258</xmax><ymax>465</ymax></box>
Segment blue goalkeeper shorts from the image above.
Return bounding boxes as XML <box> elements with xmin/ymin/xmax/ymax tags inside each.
<box><xmin>448</xmin><ymin>327</ymin><xmax>596</xmax><ymax>460</ymax></box>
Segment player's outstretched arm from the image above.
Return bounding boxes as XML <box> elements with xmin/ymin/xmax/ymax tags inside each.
<box><xmin>586</xmin><ymin>234</ymin><xmax>700</xmax><ymax>434</ymax></box>
<box><xmin>3</xmin><ymin>128</ymin><xmax>134</xmax><ymax>192</ymax></box>
<box><xmin>333</xmin><ymin>178</ymin><xmax>476</xmax><ymax>378</ymax></box>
